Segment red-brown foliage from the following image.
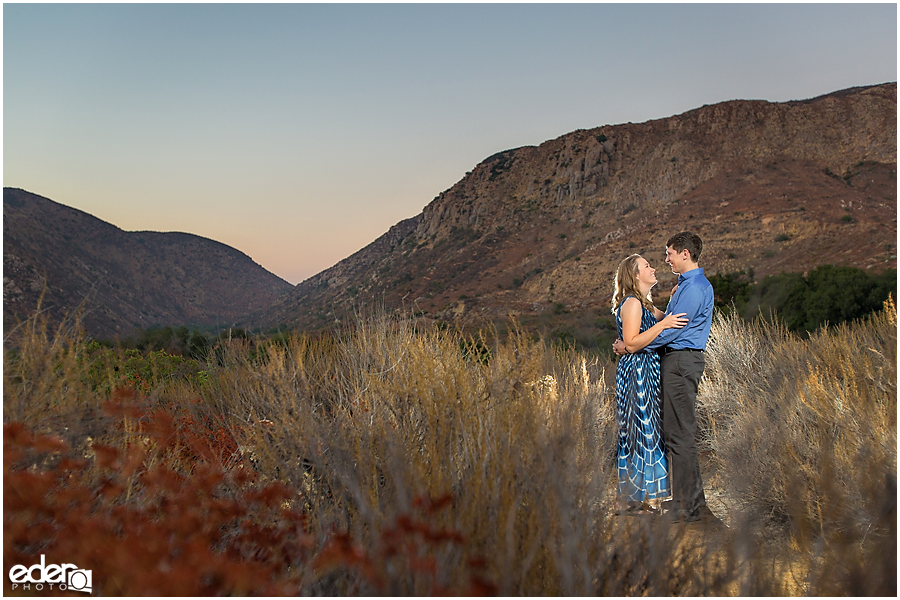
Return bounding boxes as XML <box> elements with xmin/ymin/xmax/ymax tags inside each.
<box><xmin>4</xmin><ymin>402</ymin><xmax>495</xmax><ymax>595</ymax></box>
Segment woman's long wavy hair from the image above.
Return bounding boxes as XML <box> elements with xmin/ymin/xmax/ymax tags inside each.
<box><xmin>611</xmin><ymin>254</ymin><xmax>656</xmax><ymax>314</ymax></box>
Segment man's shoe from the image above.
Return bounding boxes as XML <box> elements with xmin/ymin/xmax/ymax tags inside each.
<box><xmin>670</xmin><ymin>508</ymin><xmax>701</xmax><ymax>523</ymax></box>
<box><xmin>695</xmin><ymin>505</ymin><xmax>727</xmax><ymax>528</ymax></box>
<box><xmin>682</xmin><ymin>509</ymin><xmax>701</xmax><ymax>523</ymax></box>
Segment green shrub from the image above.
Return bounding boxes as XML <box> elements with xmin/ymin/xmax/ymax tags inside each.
<box><xmin>712</xmin><ymin>265</ymin><xmax>896</xmax><ymax>334</ymax></box>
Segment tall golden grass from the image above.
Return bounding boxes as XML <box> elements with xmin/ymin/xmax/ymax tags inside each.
<box><xmin>700</xmin><ymin>297</ymin><xmax>897</xmax><ymax>593</ymax></box>
<box><xmin>4</xmin><ymin>299</ymin><xmax>896</xmax><ymax>595</ymax></box>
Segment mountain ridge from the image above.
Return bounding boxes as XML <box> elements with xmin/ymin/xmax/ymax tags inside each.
<box><xmin>254</xmin><ymin>82</ymin><xmax>896</xmax><ymax>340</ymax></box>
<box><xmin>3</xmin><ymin>188</ymin><xmax>294</xmax><ymax>339</ymax></box>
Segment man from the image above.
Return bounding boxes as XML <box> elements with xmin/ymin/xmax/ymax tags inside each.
<box><xmin>613</xmin><ymin>231</ymin><xmax>714</xmax><ymax>523</ymax></box>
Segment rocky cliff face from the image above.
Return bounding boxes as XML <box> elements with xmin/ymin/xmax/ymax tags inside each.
<box><xmin>4</xmin><ymin>188</ymin><xmax>294</xmax><ymax>338</ymax></box>
<box><xmin>256</xmin><ymin>83</ymin><xmax>897</xmax><ymax>340</ymax></box>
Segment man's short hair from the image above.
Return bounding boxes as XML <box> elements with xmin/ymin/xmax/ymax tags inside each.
<box><xmin>666</xmin><ymin>231</ymin><xmax>703</xmax><ymax>262</ymax></box>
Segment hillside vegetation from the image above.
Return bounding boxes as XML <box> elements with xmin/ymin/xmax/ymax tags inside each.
<box><xmin>4</xmin><ymin>299</ymin><xmax>896</xmax><ymax>595</ymax></box>
<box><xmin>709</xmin><ymin>265</ymin><xmax>896</xmax><ymax>334</ymax></box>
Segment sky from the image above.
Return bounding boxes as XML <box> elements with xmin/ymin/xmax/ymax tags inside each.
<box><xmin>4</xmin><ymin>3</ymin><xmax>897</xmax><ymax>285</ymax></box>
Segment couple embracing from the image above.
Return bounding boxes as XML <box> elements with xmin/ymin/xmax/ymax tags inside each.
<box><xmin>611</xmin><ymin>231</ymin><xmax>714</xmax><ymax>523</ymax></box>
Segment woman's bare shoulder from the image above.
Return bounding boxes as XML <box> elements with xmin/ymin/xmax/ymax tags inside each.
<box><xmin>619</xmin><ymin>296</ymin><xmax>642</xmax><ymax>315</ymax></box>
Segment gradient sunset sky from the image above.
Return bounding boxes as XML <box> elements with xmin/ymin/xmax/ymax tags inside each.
<box><xmin>4</xmin><ymin>3</ymin><xmax>897</xmax><ymax>284</ymax></box>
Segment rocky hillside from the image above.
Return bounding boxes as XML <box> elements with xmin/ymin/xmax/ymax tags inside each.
<box><xmin>255</xmin><ymin>83</ymin><xmax>896</xmax><ymax>345</ymax></box>
<box><xmin>4</xmin><ymin>188</ymin><xmax>293</xmax><ymax>339</ymax></box>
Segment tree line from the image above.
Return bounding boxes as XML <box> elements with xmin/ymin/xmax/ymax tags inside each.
<box><xmin>707</xmin><ymin>265</ymin><xmax>896</xmax><ymax>333</ymax></box>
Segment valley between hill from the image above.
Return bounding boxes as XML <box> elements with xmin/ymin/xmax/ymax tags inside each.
<box><xmin>4</xmin><ymin>83</ymin><xmax>895</xmax><ymax>343</ymax></box>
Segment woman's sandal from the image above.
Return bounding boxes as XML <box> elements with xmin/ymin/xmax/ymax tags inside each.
<box><xmin>615</xmin><ymin>502</ymin><xmax>639</xmax><ymax>516</ymax></box>
<box><xmin>627</xmin><ymin>502</ymin><xmax>660</xmax><ymax>516</ymax></box>
<box><xmin>616</xmin><ymin>501</ymin><xmax>662</xmax><ymax>516</ymax></box>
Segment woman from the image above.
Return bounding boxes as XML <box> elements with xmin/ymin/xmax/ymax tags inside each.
<box><xmin>612</xmin><ymin>254</ymin><xmax>687</xmax><ymax>514</ymax></box>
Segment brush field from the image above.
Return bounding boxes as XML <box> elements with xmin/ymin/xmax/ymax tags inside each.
<box><xmin>4</xmin><ymin>300</ymin><xmax>896</xmax><ymax>595</ymax></box>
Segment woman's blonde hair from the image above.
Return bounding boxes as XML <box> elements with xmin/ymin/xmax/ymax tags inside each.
<box><xmin>611</xmin><ymin>254</ymin><xmax>655</xmax><ymax>314</ymax></box>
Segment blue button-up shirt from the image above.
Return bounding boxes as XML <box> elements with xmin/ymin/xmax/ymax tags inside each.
<box><xmin>646</xmin><ymin>268</ymin><xmax>714</xmax><ymax>351</ymax></box>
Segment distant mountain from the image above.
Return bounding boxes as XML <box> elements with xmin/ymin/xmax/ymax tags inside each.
<box><xmin>3</xmin><ymin>188</ymin><xmax>293</xmax><ymax>339</ymax></box>
<box><xmin>254</xmin><ymin>83</ymin><xmax>897</xmax><ymax>343</ymax></box>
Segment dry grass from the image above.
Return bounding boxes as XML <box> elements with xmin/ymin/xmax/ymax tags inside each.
<box><xmin>699</xmin><ymin>297</ymin><xmax>897</xmax><ymax>595</ymax></box>
<box><xmin>4</xmin><ymin>300</ymin><xmax>896</xmax><ymax>595</ymax></box>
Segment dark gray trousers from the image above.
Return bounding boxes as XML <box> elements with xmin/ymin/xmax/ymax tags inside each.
<box><xmin>661</xmin><ymin>350</ymin><xmax>707</xmax><ymax>514</ymax></box>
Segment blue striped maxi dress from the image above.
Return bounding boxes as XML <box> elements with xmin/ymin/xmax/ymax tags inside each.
<box><xmin>615</xmin><ymin>298</ymin><xmax>671</xmax><ymax>502</ymax></box>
